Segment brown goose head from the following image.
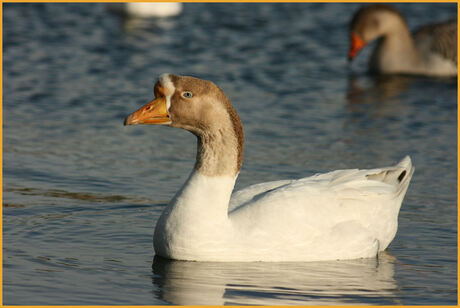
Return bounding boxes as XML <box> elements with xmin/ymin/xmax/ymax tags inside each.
<box><xmin>349</xmin><ymin>4</ymin><xmax>408</xmax><ymax>61</ymax></box>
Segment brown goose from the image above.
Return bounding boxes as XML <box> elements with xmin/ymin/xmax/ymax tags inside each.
<box><xmin>124</xmin><ymin>74</ymin><xmax>414</xmax><ymax>262</ymax></box>
<box><xmin>349</xmin><ymin>4</ymin><xmax>457</xmax><ymax>77</ymax></box>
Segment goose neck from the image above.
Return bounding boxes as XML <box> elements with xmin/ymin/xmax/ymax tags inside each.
<box><xmin>193</xmin><ymin>121</ymin><xmax>243</xmax><ymax>178</ymax></box>
<box><xmin>171</xmin><ymin>170</ymin><xmax>237</xmax><ymax>220</ymax></box>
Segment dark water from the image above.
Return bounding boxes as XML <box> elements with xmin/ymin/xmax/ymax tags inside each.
<box><xmin>4</xmin><ymin>3</ymin><xmax>457</xmax><ymax>305</ymax></box>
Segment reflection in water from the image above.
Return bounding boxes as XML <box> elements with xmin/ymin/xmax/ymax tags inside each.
<box><xmin>343</xmin><ymin>73</ymin><xmax>456</xmax><ymax>137</ymax></box>
<box><xmin>117</xmin><ymin>16</ymin><xmax>178</xmax><ymax>34</ymax></box>
<box><xmin>346</xmin><ymin>73</ymin><xmax>415</xmax><ymax>107</ymax></box>
<box><xmin>152</xmin><ymin>252</ymin><xmax>399</xmax><ymax>305</ymax></box>
<box><xmin>346</xmin><ymin>73</ymin><xmax>456</xmax><ymax>107</ymax></box>
<box><xmin>343</xmin><ymin>74</ymin><xmax>414</xmax><ymax>130</ymax></box>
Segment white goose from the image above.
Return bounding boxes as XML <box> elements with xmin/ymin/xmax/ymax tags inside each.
<box><xmin>349</xmin><ymin>4</ymin><xmax>457</xmax><ymax>77</ymax></box>
<box><xmin>124</xmin><ymin>74</ymin><xmax>414</xmax><ymax>262</ymax></box>
<box><xmin>107</xmin><ymin>2</ymin><xmax>182</xmax><ymax>18</ymax></box>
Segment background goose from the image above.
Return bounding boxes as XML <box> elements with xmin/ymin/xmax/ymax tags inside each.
<box><xmin>349</xmin><ymin>4</ymin><xmax>457</xmax><ymax>77</ymax></box>
<box><xmin>124</xmin><ymin>74</ymin><xmax>414</xmax><ymax>262</ymax></box>
<box><xmin>107</xmin><ymin>2</ymin><xmax>182</xmax><ymax>18</ymax></box>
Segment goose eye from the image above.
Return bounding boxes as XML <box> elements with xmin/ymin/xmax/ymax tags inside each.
<box><xmin>182</xmin><ymin>91</ymin><xmax>193</xmax><ymax>99</ymax></box>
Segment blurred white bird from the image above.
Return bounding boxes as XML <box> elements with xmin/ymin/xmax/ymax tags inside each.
<box><xmin>107</xmin><ymin>2</ymin><xmax>182</xmax><ymax>18</ymax></box>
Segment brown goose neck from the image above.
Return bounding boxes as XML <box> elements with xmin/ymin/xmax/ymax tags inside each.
<box><xmin>193</xmin><ymin>119</ymin><xmax>244</xmax><ymax>178</ymax></box>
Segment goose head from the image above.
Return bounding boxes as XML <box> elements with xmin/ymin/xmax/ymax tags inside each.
<box><xmin>125</xmin><ymin>74</ymin><xmax>236</xmax><ymax>132</ymax></box>
<box><xmin>124</xmin><ymin>74</ymin><xmax>244</xmax><ymax>177</ymax></box>
<box><xmin>348</xmin><ymin>4</ymin><xmax>408</xmax><ymax>61</ymax></box>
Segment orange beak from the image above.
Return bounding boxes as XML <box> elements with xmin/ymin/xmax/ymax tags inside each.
<box><xmin>348</xmin><ymin>33</ymin><xmax>366</xmax><ymax>61</ymax></box>
<box><xmin>124</xmin><ymin>96</ymin><xmax>171</xmax><ymax>125</ymax></box>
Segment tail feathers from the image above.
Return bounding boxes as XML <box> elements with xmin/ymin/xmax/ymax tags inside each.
<box><xmin>367</xmin><ymin>156</ymin><xmax>414</xmax><ymax>193</ymax></box>
<box><xmin>396</xmin><ymin>156</ymin><xmax>415</xmax><ymax>197</ymax></box>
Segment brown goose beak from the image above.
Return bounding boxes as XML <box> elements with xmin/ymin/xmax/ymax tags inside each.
<box><xmin>348</xmin><ymin>33</ymin><xmax>366</xmax><ymax>61</ymax></box>
<box><xmin>124</xmin><ymin>96</ymin><xmax>171</xmax><ymax>125</ymax></box>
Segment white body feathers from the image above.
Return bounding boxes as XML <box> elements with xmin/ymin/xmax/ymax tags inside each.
<box><xmin>154</xmin><ymin>156</ymin><xmax>413</xmax><ymax>262</ymax></box>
